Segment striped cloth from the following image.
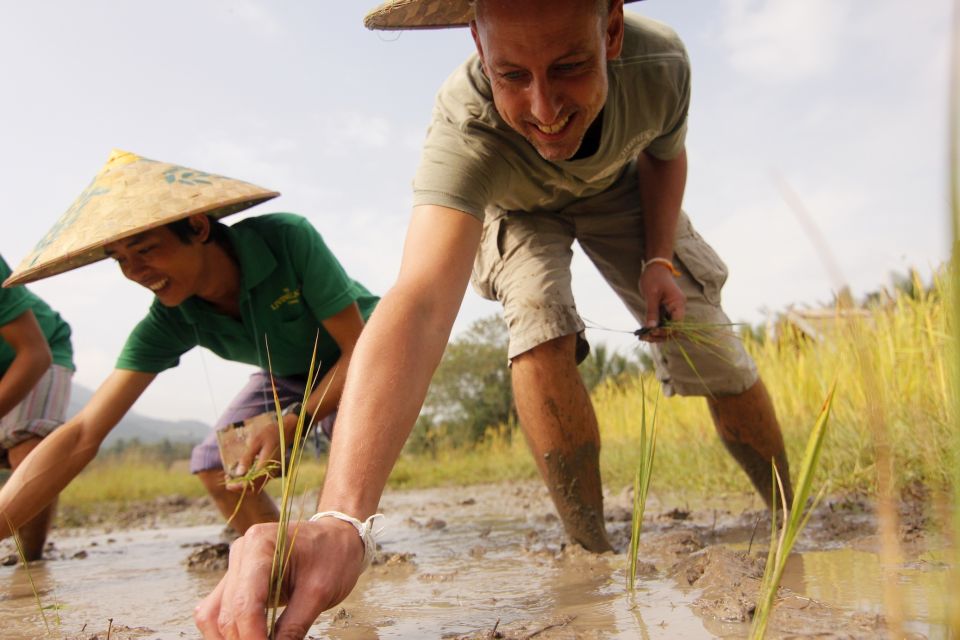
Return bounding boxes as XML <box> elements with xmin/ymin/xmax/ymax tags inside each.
<box><xmin>0</xmin><ymin>364</ymin><xmax>73</xmax><ymax>467</ymax></box>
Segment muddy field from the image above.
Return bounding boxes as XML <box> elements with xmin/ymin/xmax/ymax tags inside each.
<box><xmin>0</xmin><ymin>482</ymin><xmax>951</xmax><ymax>639</ymax></box>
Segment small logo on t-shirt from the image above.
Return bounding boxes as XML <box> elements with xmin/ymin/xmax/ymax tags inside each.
<box><xmin>270</xmin><ymin>287</ymin><xmax>302</xmax><ymax>310</ymax></box>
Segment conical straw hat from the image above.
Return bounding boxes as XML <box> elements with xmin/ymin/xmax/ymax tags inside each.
<box><xmin>364</xmin><ymin>0</ymin><xmax>643</xmax><ymax>31</ymax></box>
<box><xmin>4</xmin><ymin>150</ymin><xmax>279</xmax><ymax>287</ymax></box>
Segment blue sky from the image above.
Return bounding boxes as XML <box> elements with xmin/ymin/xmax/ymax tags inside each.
<box><xmin>0</xmin><ymin>0</ymin><xmax>953</xmax><ymax>422</ymax></box>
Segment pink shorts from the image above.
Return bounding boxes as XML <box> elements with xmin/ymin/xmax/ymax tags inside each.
<box><xmin>190</xmin><ymin>371</ymin><xmax>335</xmax><ymax>474</ymax></box>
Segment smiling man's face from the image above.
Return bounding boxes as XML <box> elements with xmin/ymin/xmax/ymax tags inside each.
<box><xmin>470</xmin><ymin>0</ymin><xmax>624</xmax><ymax>162</ymax></box>
<box><xmin>103</xmin><ymin>220</ymin><xmax>206</xmax><ymax>307</ymax></box>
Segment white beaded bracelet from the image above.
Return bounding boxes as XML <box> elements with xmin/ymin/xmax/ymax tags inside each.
<box><xmin>309</xmin><ymin>511</ymin><xmax>384</xmax><ymax>570</ymax></box>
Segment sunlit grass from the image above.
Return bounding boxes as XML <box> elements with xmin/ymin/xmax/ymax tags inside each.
<box><xmin>598</xmin><ymin>271</ymin><xmax>952</xmax><ymax>498</ymax></box>
<box><xmin>58</xmin><ymin>269</ymin><xmax>951</xmax><ymax>520</ymax></box>
<box><xmin>946</xmin><ymin>0</ymin><xmax>960</xmax><ymax>633</ymax></box>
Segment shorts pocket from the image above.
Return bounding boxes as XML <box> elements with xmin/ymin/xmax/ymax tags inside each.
<box><xmin>673</xmin><ymin>222</ymin><xmax>729</xmax><ymax>306</ymax></box>
<box><xmin>470</xmin><ymin>211</ymin><xmax>507</xmax><ymax>301</ymax></box>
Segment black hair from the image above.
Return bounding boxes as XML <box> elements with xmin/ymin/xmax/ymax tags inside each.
<box><xmin>166</xmin><ymin>215</ymin><xmax>230</xmax><ymax>246</ymax></box>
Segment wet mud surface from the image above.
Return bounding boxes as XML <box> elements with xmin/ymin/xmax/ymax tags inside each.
<box><xmin>0</xmin><ymin>482</ymin><xmax>951</xmax><ymax>639</ymax></box>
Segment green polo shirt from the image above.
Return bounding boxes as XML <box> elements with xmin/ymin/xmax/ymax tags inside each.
<box><xmin>0</xmin><ymin>254</ymin><xmax>74</xmax><ymax>376</ymax></box>
<box><xmin>116</xmin><ymin>213</ymin><xmax>378</xmax><ymax>378</ymax></box>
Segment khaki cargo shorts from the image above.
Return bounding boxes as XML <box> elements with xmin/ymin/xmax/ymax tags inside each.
<box><xmin>470</xmin><ymin>166</ymin><xmax>758</xmax><ymax>398</ymax></box>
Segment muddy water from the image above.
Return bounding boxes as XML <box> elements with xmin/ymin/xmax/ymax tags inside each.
<box><xmin>1</xmin><ymin>483</ymin><xmax>952</xmax><ymax>639</ymax></box>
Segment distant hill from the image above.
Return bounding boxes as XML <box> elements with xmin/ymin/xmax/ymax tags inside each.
<box><xmin>68</xmin><ymin>383</ymin><xmax>211</xmax><ymax>446</ymax></box>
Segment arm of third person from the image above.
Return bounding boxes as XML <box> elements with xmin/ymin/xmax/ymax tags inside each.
<box><xmin>0</xmin><ymin>310</ymin><xmax>52</xmax><ymax>419</ymax></box>
<box><xmin>0</xmin><ymin>368</ymin><xmax>156</xmax><ymax>539</ymax></box>
<box><xmin>237</xmin><ymin>302</ymin><xmax>366</xmax><ymax>482</ymax></box>
<box><xmin>195</xmin><ymin>205</ymin><xmax>482</xmax><ymax>640</ymax></box>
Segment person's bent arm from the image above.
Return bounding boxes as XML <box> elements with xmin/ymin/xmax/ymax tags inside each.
<box><xmin>0</xmin><ymin>310</ymin><xmax>53</xmax><ymax>418</ymax></box>
<box><xmin>196</xmin><ymin>205</ymin><xmax>482</xmax><ymax>640</ymax></box>
<box><xmin>239</xmin><ymin>302</ymin><xmax>367</xmax><ymax>480</ymax></box>
<box><xmin>636</xmin><ymin>147</ymin><xmax>688</xmax><ymax>333</ymax></box>
<box><xmin>0</xmin><ymin>368</ymin><xmax>156</xmax><ymax>538</ymax></box>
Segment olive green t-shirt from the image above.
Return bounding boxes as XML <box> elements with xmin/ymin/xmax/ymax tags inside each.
<box><xmin>412</xmin><ymin>13</ymin><xmax>690</xmax><ymax>220</ymax></box>
<box><xmin>116</xmin><ymin>213</ymin><xmax>379</xmax><ymax>379</ymax></box>
<box><xmin>0</xmin><ymin>254</ymin><xmax>74</xmax><ymax>375</ymax></box>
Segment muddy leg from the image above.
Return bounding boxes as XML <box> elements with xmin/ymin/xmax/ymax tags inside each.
<box><xmin>197</xmin><ymin>469</ymin><xmax>279</xmax><ymax>534</ymax></box>
<box><xmin>512</xmin><ymin>335</ymin><xmax>612</xmax><ymax>552</ymax></box>
<box><xmin>8</xmin><ymin>438</ymin><xmax>57</xmax><ymax>561</ymax></box>
<box><xmin>706</xmin><ymin>378</ymin><xmax>793</xmax><ymax>509</ymax></box>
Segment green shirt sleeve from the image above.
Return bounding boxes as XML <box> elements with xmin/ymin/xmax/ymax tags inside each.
<box><xmin>0</xmin><ymin>264</ymin><xmax>35</xmax><ymax>327</ymax></box>
<box><xmin>282</xmin><ymin>217</ymin><xmax>368</xmax><ymax>321</ymax></box>
<box><xmin>0</xmin><ymin>255</ymin><xmax>75</xmax><ymax>373</ymax></box>
<box><xmin>115</xmin><ymin>301</ymin><xmax>198</xmax><ymax>373</ymax></box>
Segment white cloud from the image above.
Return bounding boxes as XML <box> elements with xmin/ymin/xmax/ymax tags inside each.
<box><xmin>719</xmin><ymin>0</ymin><xmax>852</xmax><ymax>82</ymax></box>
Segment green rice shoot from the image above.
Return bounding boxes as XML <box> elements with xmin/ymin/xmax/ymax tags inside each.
<box><xmin>627</xmin><ymin>382</ymin><xmax>659</xmax><ymax>591</ymax></box>
<box><xmin>749</xmin><ymin>385</ymin><xmax>834</xmax><ymax>639</ymax></box>
<box><xmin>265</xmin><ymin>335</ymin><xmax>334</xmax><ymax>638</ymax></box>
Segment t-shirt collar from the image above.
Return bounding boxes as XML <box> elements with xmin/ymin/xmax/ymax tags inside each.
<box><xmin>175</xmin><ymin>221</ymin><xmax>277</xmax><ymax>323</ymax></box>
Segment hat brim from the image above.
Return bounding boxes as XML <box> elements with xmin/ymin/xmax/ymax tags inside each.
<box><xmin>364</xmin><ymin>0</ymin><xmax>644</xmax><ymax>31</ymax></box>
<box><xmin>4</xmin><ymin>150</ymin><xmax>279</xmax><ymax>287</ymax></box>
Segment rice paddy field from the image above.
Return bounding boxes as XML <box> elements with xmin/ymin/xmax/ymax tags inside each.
<box><xmin>0</xmin><ymin>266</ymin><xmax>956</xmax><ymax>639</ymax></box>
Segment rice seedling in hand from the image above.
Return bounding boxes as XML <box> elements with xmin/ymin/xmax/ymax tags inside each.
<box><xmin>627</xmin><ymin>382</ymin><xmax>659</xmax><ymax>591</ymax></box>
<box><xmin>264</xmin><ymin>337</ymin><xmax>338</xmax><ymax>638</ymax></box>
<box><xmin>749</xmin><ymin>385</ymin><xmax>835</xmax><ymax>639</ymax></box>
<box><xmin>635</xmin><ymin>314</ymin><xmax>743</xmax><ymax>398</ymax></box>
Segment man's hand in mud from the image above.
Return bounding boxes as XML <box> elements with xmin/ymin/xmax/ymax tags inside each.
<box><xmin>637</xmin><ymin>263</ymin><xmax>686</xmax><ymax>343</ymax></box>
<box><xmin>194</xmin><ymin>517</ymin><xmax>365</xmax><ymax>640</ymax></box>
<box><xmin>225</xmin><ymin>412</ymin><xmax>298</xmax><ymax>492</ymax></box>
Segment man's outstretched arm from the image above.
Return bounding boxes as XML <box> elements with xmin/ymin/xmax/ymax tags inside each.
<box><xmin>0</xmin><ymin>368</ymin><xmax>155</xmax><ymax>539</ymax></box>
<box><xmin>195</xmin><ymin>204</ymin><xmax>483</xmax><ymax>640</ymax></box>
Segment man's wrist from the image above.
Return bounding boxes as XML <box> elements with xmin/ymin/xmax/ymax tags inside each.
<box><xmin>641</xmin><ymin>257</ymin><xmax>681</xmax><ymax>277</ymax></box>
<box><xmin>282</xmin><ymin>401</ymin><xmax>303</xmax><ymax>418</ymax></box>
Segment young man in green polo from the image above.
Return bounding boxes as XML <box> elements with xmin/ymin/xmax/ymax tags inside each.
<box><xmin>0</xmin><ymin>254</ymin><xmax>74</xmax><ymax>560</ymax></box>
<box><xmin>0</xmin><ymin>150</ymin><xmax>377</xmax><ymax>539</ymax></box>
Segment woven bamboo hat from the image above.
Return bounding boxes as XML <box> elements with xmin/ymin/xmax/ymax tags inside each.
<box><xmin>4</xmin><ymin>150</ymin><xmax>279</xmax><ymax>287</ymax></box>
<box><xmin>364</xmin><ymin>0</ymin><xmax>643</xmax><ymax>31</ymax></box>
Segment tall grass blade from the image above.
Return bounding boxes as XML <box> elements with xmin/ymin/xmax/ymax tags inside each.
<box><xmin>947</xmin><ymin>0</ymin><xmax>960</xmax><ymax>634</ymax></box>
<box><xmin>627</xmin><ymin>383</ymin><xmax>659</xmax><ymax>591</ymax></box>
<box><xmin>266</xmin><ymin>333</ymin><xmax>338</xmax><ymax>639</ymax></box>
<box><xmin>749</xmin><ymin>384</ymin><xmax>835</xmax><ymax>639</ymax></box>
<box><xmin>3</xmin><ymin>515</ymin><xmax>50</xmax><ymax>635</ymax></box>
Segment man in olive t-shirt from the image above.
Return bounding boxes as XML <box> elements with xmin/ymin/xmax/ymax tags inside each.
<box><xmin>405</xmin><ymin>5</ymin><xmax>792</xmax><ymax>551</ymax></box>
<box><xmin>195</xmin><ymin>1</ymin><xmax>794</xmax><ymax>634</ymax></box>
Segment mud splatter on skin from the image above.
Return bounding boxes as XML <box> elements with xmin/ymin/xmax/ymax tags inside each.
<box><xmin>541</xmin><ymin>443</ymin><xmax>611</xmax><ymax>553</ymax></box>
